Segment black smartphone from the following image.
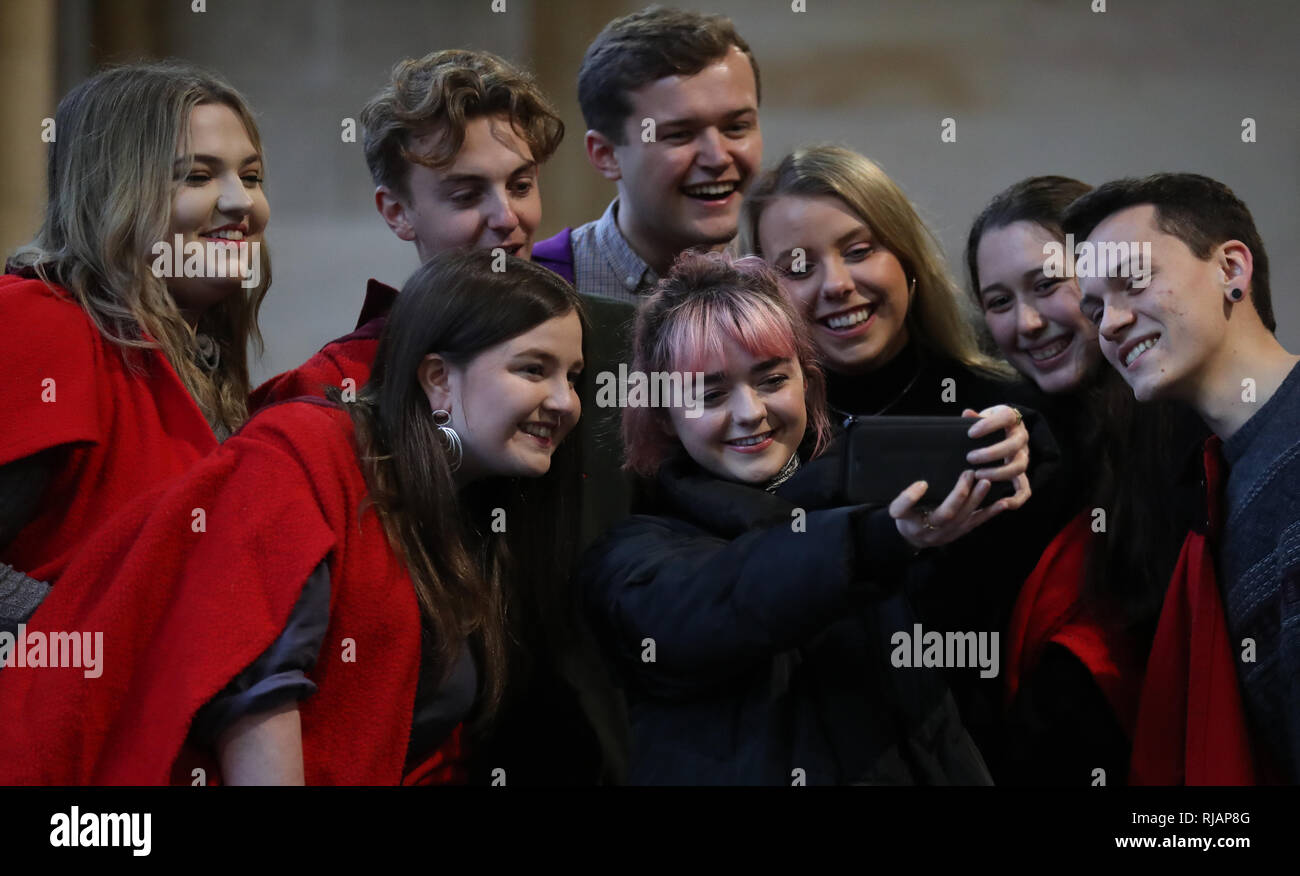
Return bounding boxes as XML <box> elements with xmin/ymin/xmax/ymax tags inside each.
<box><xmin>843</xmin><ymin>415</ymin><xmax>1017</xmax><ymax>508</ymax></box>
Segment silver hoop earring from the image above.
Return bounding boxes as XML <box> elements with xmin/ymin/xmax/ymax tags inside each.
<box><xmin>432</xmin><ymin>409</ymin><xmax>463</xmax><ymax>472</ymax></box>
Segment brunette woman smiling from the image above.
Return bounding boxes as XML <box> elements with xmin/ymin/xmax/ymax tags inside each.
<box><xmin>0</xmin><ymin>251</ymin><xmax>585</xmax><ymax>785</ymax></box>
<box><xmin>968</xmin><ymin>176</ymin><xmax>1219</xmax><ymax>784</ymax></box>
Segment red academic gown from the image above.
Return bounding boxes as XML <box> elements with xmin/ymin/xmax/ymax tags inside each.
<box><xmin>0</xmin><ymin>274</ymin><xmax>217</xmax><ymax>584</ymax></box>
<box><xmin>1127</xmin><ymin>439</ymin><xmax>1257</xmax><ymax>784</ymax></box>
<box><xmin>0</xmin><ymin>400</ymin><xmax>461</xmax><ymax>785</ymax></box>
<box><xmin>1005</xmin><ymin>439</ymin><xmax>1257</xmax><ymax>785</ymax></box>
<box><xmin>248</xmin><ymin>279</ymin><xmax>396</xmax><ymax>411</ymax></box>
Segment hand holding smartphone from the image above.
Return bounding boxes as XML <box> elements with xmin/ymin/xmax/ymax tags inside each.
<box><xmin>843</xmin><ymin>415</ymin><xmax>1018</xmax><ymax>508</ymax></box>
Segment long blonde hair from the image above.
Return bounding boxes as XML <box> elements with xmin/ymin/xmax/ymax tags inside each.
<box><xmin>9</xmin><ymin>62</ymin><xmax>271</xmax><ymax>437</ymax></box>
<box><xmin>741</xmin><ymin>144</ymin><xmax>1013</xmax><ymax>378</ymax></box>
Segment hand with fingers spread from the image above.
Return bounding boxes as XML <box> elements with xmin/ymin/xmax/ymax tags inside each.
<box><xmin>962</xmin><ymin>404</ymin><xmax>1032</xmax><ymax>513</ymax></box>
<box><xmin>890</xmin><ymin>470</ymin><xmax>1007</xmax><ymax>550</ymax></box>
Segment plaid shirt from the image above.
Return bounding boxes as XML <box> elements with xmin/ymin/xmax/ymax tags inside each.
<box><xmin>571</xmin><ymin>200</ymin><xmax>659</xmax><ymax>305</ymax></box>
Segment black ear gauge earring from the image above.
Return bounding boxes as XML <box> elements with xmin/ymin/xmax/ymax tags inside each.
<box><xmin>1230</xmin><ymin>288</ymin><xmax>1244</xmax><ymax>301</ymax></box>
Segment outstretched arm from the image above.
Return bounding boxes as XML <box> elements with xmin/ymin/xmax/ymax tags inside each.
<box><xmin>582</xmin><ymin>504</ymin><xmax>913</xmax><ymax>698</ymax></box>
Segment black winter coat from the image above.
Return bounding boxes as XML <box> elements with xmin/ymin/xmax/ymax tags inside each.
<box><xmin>822</xmin><ymin>341</ymin><xmax>1065</xmax><ymax>769</ymax></box>
<box><xmin>578</xmin><ymin>452</ymin><xmax>993</xmax><ymax>786</ymax></box>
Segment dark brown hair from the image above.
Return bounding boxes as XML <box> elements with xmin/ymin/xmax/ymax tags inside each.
<box><xmin>337</xmin><ymin>248</ymin><xmax>585</xmax><ymax>721</ymax></box>
<box><xmin>1061</xmin><ymin>172</ymin><xmax>1274</xmax><ymax>332</ymax></box>
<box><xmin>1079</xmin><ymin>369</ymin><xmax>1205</xmax><ymax>634</ymax></box>
<box><xmin>968</xmin><ymin>175</ymin><xmax>1196</xmax><ymax>633</ymax></box>
<box><xmin>361</xmin><ymin>49</ymin><xmax>564</xmax><ymax>201</ymax></box>
<box><xmin>965</xmin><ymin>175</ymin><xmax>1093</xmax><ymax>301</ymax></box>
<box><xmin>578</xmin><ymin>5</ymin><xmax>760</xmax><ymax>144</ymax></box>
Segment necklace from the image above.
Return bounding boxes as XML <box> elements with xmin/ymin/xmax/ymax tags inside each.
<box><xmin>764</xmin><ymin>452</ymin><xmax>801</xmax><ymax>492</ymax></box>
<box><xmin>828</xmin><ymin>348</ymin><xmax>926</xmax><ymax>425</ymax></box>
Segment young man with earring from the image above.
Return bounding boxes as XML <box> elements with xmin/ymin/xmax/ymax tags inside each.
<box><xmin>1067</xmin><ymin>173</ymin><xmax>1299</xmax><ymax>782</ymax></box>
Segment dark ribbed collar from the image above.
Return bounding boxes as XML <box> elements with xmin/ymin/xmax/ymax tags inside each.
<box><xmin>1223</xmin><ymin>360</ymin><xmax>1300</xmax><ymax>467</ymax></box>
<box><xmin>825</xmin><ymin>340</ymin><xmax>926</xmax><ymax>419</ymax></box>
<box><xmin>645</xmin><ymin>426</ymin><xmax>847</xmax><ymax>537</ymax></box>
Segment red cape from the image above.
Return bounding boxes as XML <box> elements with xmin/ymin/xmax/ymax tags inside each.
<box><xmin>1004</xmin><ymin>511</ymin><xmax>1143</xmax><ymax>735</ymax></box>
<box><xmin>0</xmin><ymin>400</ymin><xmax>461</xmax><ymax>785</ymax></box>
<box><xmin>1006</xmin><ymin>439</ymin><xmax>1257</xmax><ymax>784</ymax></box>
<box><xmin>248</xmin><ymin>280</ymin><xmax>395</xmax><ymax>411</ymax></box>
<box><xmin>0</xmin><ymin>275</ymin><xmax>217</xmax><ymax>583</ymax></box>
<box><xmin>1128</xmin><ymin>438</ymin><xmax>1256</xmax><ymax>784</ymax></box>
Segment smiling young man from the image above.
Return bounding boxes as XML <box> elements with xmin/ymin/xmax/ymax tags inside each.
<box><xmin>1065</xmin><ymin>173</ymin><xmax>1300</xmax><ymax>781</ymax></box>
<box><xmin>244</xmin><ymin>49</ymin><xmax>630</xmax><ymax>789</ymax></box>
<box><xmin>250</xmin><ymin>49</ymin><xmax>564</xmax><ymax>409</ymax></box>
<box><xmin>534</xmin><ymin>7</ymin><xmax>762</xmax><ymax>303</ymax></box>
<box><xmin>528</xmin><ymin>5</ymin><xmax>763</xmax><ymax>566</ymax></box>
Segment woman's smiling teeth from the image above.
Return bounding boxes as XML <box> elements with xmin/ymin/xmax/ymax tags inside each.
<box><xmin>821</xmin><ymin>304</ymin><xmax>874</xmax><ymax>330</ymax></box>
<box><xmin>202</xmin><ymin>229</ymin><xmax>245</xmax><ymax>240</ymax></box>
<box><xmin>725</xmin><ymin>430</ymin><xmax>773</xmax><ymax>447</ymax></box>
<box><xmin>520</xmin><ymin>422</ymin><xmax>554</xmax><ymax>440</ymax></box>
<box><xmin>1123</xmin><ymin>335</ymin><xmax>1160</xmax><ymax>368</ymax></box>
<box><xmin>1027</xmin><ymin>336</ymin><xmax>1071</xmax><ymax>361</ymax></box>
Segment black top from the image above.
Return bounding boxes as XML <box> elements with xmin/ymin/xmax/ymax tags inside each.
<box><xmin>825</xmin><ymin>340</ymin><xmax>1045</xmax><ymax>421</ymax></box>
<box><xmin>823</xmin><ymin>341</ymin><xmax>1065</xmax><ymax>624</ymax></box>
<box><xmin>822</xmin><ymin>341</ymin><xmax>1075</xmax><ymax>779</ymax></box>
<box><xmin>460</xmin><ymin>296</ymin><xmax>636</xmax><ymax>788</ymax></box>
<box><xmin>581</xmin><ymin>449</ymin><xmax>990</xmax><ymax>785</ymax></box>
